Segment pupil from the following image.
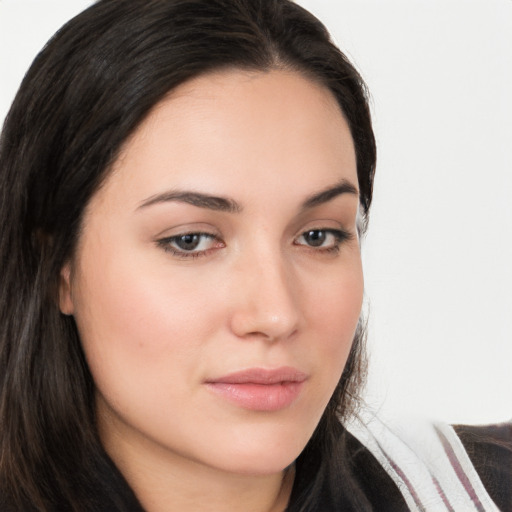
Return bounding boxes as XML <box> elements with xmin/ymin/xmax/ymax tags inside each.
<box><xmin>305</xmin><ymin>230</ymin><xmax>325</xmax><ymax>247</ymax></box>
<box><xmin>176</xmin><ymin>234</ymin><xmax>200</xmax><ymax>250</ymax></box>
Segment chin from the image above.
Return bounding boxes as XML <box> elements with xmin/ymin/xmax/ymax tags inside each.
<box><xmin>199</xmin><ymin>423</ymin><xmax>313</xmax><ymax>476</ymax></box>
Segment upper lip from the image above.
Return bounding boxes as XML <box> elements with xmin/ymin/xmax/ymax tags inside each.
<box><xmin>206</xmin><ymin>366</ymin><xmax>308</xmax><ymax>385</ymax></box>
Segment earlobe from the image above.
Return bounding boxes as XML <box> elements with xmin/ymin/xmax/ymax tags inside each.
<box><xmin>59</xmin><ymin>262</ymin><xmax>74</xmax><ymax>315</ymax></box>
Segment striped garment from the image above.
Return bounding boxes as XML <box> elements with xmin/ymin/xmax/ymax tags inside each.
<box><xmin>346</xmin><ymin>408</ymin><xmax>501</xmax><ymax>512</ymax></box>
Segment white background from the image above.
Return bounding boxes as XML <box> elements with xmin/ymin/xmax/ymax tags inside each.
<box><xmin>1</xmin><ymin>0</ymin><xmax>511</xmax><ymax>424</ymax></box>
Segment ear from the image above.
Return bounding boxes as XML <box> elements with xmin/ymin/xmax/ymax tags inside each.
<box><xmin>59</xmin><ymin>262</ymin><xmax>75</xmax><ymax>315</ymax></box>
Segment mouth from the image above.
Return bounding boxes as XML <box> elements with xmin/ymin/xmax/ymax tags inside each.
<box><xmin>204</xmin><ymin>367</ymin><xmax>308</xmax><ymax>412</ymax></box>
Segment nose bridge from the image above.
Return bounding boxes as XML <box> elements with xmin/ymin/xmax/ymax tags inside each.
<box><xmin>229</xmin><ymin>237</ymin><xmax>300</xmax><ymax>341</ymax></box>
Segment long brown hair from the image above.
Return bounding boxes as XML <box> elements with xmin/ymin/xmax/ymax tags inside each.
<box><xmin>0</xmin><ymin>1</ymin><xmax>376</xmax><ymax>509</ymax></box>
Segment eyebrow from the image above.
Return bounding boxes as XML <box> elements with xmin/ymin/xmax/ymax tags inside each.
<box><xmin>137</xmin><ymin>179</ymin><xmax>358</xmax><ymax>213</ymax></box>
<box><xmin>138</xmin><ymin>190</ymin><xmax>242</xmax><ymax>213</ymax></box>
<box><xmin>300</xmin><ymin>179</ymin><xmax>359</xmax><ymax>210</ymax></box>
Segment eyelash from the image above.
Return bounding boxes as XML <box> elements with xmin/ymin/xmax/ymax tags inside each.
<box><xmin>293</xmin><ymin>228</ymin><xmax>352</xmax><ymax>254</ymax></box>
<box><xmin>157</xmin><ymin>228</ymin><xmax>352</xmax><ymax>259</ymax></box>
<box><xmin>157</xmin><ymin>232</ymin><xmax>222</xmax><ymax>259</ymax></box>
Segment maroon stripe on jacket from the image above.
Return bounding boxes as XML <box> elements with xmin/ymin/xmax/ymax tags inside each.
<box><xmin>435</xmin><ymin>425</ymin><xmax>486</xmax><ymax>512</ymax></box>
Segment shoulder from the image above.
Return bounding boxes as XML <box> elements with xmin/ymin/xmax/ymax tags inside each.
<box><xmin>343</xmin><ymin>409</ymin><xmax>510</xmax><ymax>512</ymax></box>
<box><xmin>454</xmin><ymin>422</ymin><xmax>512</xmax><ymax>512</ymax></box>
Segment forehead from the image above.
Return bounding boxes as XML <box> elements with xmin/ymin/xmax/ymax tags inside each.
<box><xmin>95</xmin><ymin>69</ymin><xmax>358</xmax><ymax>212</ymax></box>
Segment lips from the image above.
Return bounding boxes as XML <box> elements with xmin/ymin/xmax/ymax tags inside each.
<box><xmin>205</xmin><ymin>367</ymin><xmax>308</xmax><ymax>412</ymax></box>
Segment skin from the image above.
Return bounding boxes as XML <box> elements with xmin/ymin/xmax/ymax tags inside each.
<box><xmin>59</xmin><ymin>69</ymin><xmax>363</xmax><ymax>512</ymax></box>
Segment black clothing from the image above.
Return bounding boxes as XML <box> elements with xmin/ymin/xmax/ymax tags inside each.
<box><xmin>454</xmin><ymin>423</ymin><xmax>512</xmax><ymax>512</ymax></box>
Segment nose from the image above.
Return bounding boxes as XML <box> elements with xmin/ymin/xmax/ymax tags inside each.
<box><xmin>229</xmin><ymin>250</ymin><xmax>300</xmax><ymax>342</ymax></box>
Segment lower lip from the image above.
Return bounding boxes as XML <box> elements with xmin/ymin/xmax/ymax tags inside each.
<box><xmin>206</xmin><ymin>381</ymin><xmax>305</xmax><ymax>412</ymax></box>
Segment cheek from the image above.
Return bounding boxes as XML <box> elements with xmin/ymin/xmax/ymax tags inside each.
<box><xmin>306</xmin><ymin>253</ymin><xmax>363</xmax><ymax>334</ymax></box>
<box><xmin>295</xmin><ymin>252</ymin><xmax>363</xmax><ymax>394</ymax></box>
<box><xmin>70</xmin><ymin>246</ymin><xmax>225</xmax><ymax>405</ymax></box>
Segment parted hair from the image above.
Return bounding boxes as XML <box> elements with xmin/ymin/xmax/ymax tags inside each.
<box><xmin>0</xmin><ymin>1</ymin><xmax>376</xmax><ymax>510</ymax></box>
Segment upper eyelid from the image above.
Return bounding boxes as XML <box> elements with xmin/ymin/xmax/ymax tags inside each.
<box><xmin>165</xmin><ymin>231</ymin><xmax>216</xmax><ymax>239</ymax></box>
<box><xmin>154</xmin><ymin>222</ymin><xmax>221</xmax><ymax>238</ymax></box>
<box><xmin>160</xmin><ymin>232</ymin><xmax>220</xmax><ymax>245</ymax></box>
<box><xmin>295</xmin><ymin>224</ymin><xmax>352</xmax><ymax>238</ymax></box>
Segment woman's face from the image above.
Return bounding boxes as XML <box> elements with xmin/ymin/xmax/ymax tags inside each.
<box><xmin>60</xmin><ymin>69</ymin><xmax>363</xmax><ymax>477</ymax></box>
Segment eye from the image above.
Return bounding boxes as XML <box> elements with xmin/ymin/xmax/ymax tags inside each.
<box><xmin>157</xmin><ymin>232</ymin><xmax>223</xmax><ymax>258</ymax></box>
<box><xmin>294</xmin><ymin>228</ymin><xmax>351</xmax><ymax>252</ymax></box>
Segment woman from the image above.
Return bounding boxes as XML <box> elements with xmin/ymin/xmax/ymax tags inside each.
<box><xmin>0</xmin><ymin>1</ymin><xmax>509</xmax><ymax>511</ymax></box>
